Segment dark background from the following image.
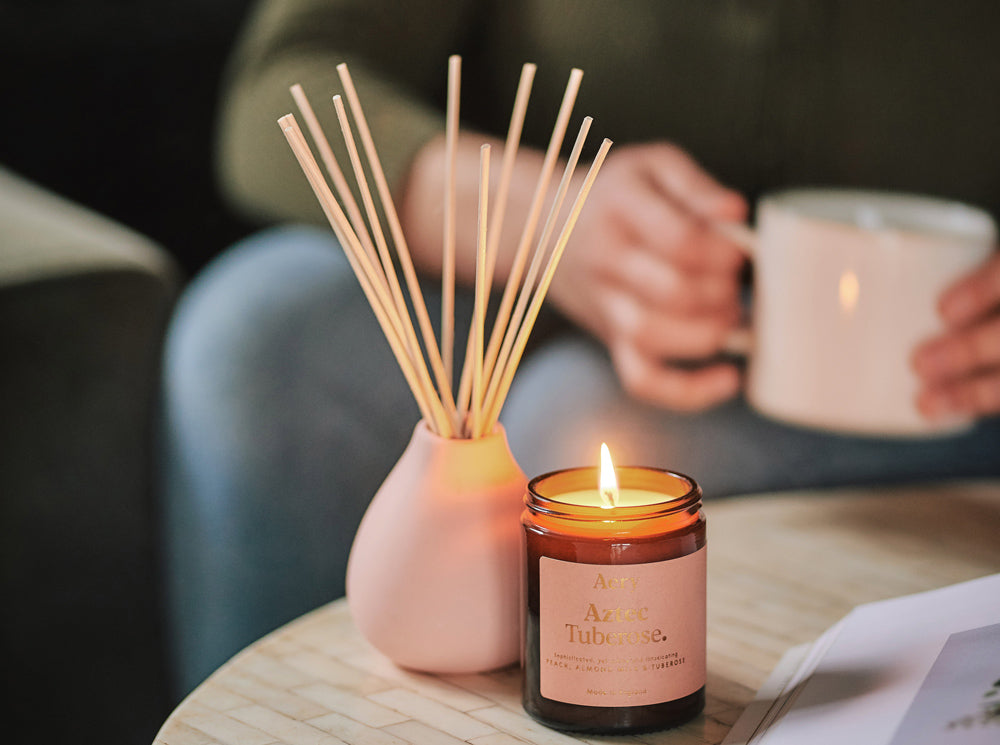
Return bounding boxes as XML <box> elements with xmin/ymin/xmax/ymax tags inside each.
<box><xmin>0</xmin><ymin>0</ymin><xmax>259</xmax><ymax>278</ymax></box>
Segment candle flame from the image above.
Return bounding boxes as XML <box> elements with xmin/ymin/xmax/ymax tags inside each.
<box><xmin>599</xmin><ymin>443</ymin><xmax>618</xmax><ymax>508</ymax></box>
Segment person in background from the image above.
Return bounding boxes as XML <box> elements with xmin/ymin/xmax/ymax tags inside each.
<box><xmin>161</xmin><ymin>0</ymin><xmax>1000</xmax><ymax>695</ymax></box>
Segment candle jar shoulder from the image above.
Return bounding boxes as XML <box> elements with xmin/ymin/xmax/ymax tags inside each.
<box><xmin>522</xmin><ymin>510</ymin><xmax>705</xmax><ymax>564</ymax></box>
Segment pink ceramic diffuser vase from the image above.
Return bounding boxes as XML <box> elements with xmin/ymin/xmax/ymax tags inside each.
<box><xmin>346</xmin><ymin>420</ymin><xmax>527</xmax><ymax>673</ymax></box>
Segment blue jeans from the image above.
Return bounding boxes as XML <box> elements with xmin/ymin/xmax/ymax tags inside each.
<box><xmin>161</xmin><ymin>225</ymin><xmax>1000</xmax><ymax>694</ymax></box>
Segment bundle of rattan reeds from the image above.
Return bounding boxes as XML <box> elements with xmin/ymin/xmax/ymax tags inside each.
<box><xmin>279</xmin><ymin>57</ymin><xmax>611</xmax><ymax>439</ymax></box>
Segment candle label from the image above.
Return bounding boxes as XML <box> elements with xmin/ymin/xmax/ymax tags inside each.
<box><xmin>538</xmin><ymin>548</ymin><xmax>706</xmax><ymax>707</ymax></box>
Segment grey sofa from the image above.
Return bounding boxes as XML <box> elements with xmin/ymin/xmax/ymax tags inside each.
<box><xmin>1</xmin><ymin>166</ymin><xmax>179</xmax><ymax>743</ymax></box>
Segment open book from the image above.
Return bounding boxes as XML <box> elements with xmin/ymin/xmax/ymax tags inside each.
<box><xmin>724</xmin><ymin>573</ymin><xmax>1000</xmax><ymax>745</ymax></box>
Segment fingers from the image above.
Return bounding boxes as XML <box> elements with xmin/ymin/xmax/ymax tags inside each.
<box><xmin>644</xmin><ymin>144</ymin><xmax>748</xmax><ymax>223</ymax></box>
<box><xmin>547</xmin><ymin>142</ymin><xmax>750</xmax><ymax>412</ymax></box>
<box><xmin>913</xmin><ymin>314</ymin><xmax>1000</xmax><ymax>418</ymax></box>
<box><xmin>595</xmin><ymin>283</ymin><xmax>742</xmax><ymax>411</ymax></box>
<box><xmin>938</xmin><ymin>252</ymin><xmax>1000</xmax><ymax>327</ymax></box>
<box><xmin>604</xmin><ymin>289</ymin><xmax>739</xmax><ymax>360</ymax></box>
<box><xmin>913</xmin><ymin>253</ymin><xmax>1000</xmax><ymax>418</ymax></box>
<box><xmin>610</xmin><ymin>341</ymin><xmax>740</xmax><ymax>411</ymax></box>
<box><xmin>591</xmin><ymin>143</ymin><xmax>748</xmax><ymax>273</ymax></box>
<box><xmin>612</xmin><ymin>245</ymin><xmax>742</xmax><ymax>314</ymax></box>
<box><xmin>913</xmin><ymin>315</ymin><xmax>1000</xmax><ymax>381</ymax></box>
<box><xmin>622</xmin><ymin>187</ymin><xmax>746</xmax><ymax>272</ymax></box>
<box><xmin>917</xmin><ymin>372</ymin><xmax>1000</xmax><ymax>420</ymax></box>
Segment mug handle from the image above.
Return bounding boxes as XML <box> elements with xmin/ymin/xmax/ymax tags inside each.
<box><xmin>711</xmin><ymin>220</ymin><xmax>757</xmax><ymax>355</ymax></box>
<box><xmin>711</xmin><ymin>220</ymin><xmax>756</xmax><ymax>256</ymax></box>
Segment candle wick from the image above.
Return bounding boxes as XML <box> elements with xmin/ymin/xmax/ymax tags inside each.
<box><xmin>599</xmin><ymin>487</ymin><xmax>617</xmax><ymax>509</ymax></box>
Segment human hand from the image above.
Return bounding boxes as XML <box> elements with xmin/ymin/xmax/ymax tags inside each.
<box><xmin>912</xmin><ymin>251</ymin><xmax>1000</xmax><ymax>419</ymax></box>
<box><xmin>548</xmin><ymin>143</ymin><xmax>748</xmax><ymax>411</ymax></box>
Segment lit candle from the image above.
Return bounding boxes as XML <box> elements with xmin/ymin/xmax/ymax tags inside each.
<box><xmin>521</xmin><ymin>445</ymin><xmax>707</xmax><ymax>734</ymax></box>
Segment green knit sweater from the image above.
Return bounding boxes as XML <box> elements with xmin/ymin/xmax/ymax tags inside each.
<box><xmin>217</xmin><ymin>0</ymin><xmax>1000</xmax><ymax>227</ymax></box>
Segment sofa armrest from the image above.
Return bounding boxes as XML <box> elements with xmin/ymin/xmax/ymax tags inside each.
<box><xmin>0</xmin><ymin>165</ymin><xmax>177</xmax><ymax>286</ymax></box>
<box><xmin>0</xmin><ymin>166</ymin><xmax>180</xmax><ymax>743</ymax></box>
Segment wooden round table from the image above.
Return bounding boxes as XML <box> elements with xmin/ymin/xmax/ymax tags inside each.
<box><xmin>154</xmin><ymin>481</ymin><xmax>1000</xmax><ymax>745</ymax></box>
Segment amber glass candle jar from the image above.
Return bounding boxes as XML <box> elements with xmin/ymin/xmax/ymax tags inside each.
<box><xmin>522</xmin><ymin>466</ymin><xmax>706</xmax><ymax>734</ymax></box>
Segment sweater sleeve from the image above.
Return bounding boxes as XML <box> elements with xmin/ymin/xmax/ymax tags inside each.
<box><xmin>216</xmin><ymin>0</ymin><xmax>481</xmax><ymax>226</ymax></box>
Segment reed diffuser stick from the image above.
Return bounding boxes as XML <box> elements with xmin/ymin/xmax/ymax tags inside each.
<box><xmin>482</xmin><ymin>116</ymin><xmax>592</xmax><ymax>420</ymax></box>
<box><xmin>482</xmin><ymin>138</ymin><xmax>614</xmax><ymax>434</ymax></box>
<box><xmin>481</xmin><ymin>69</ymin><xmax>583</xmax><ymax>391</ymax></box>
<box><xmin>331</xmin><ymin>95</ymin><xmax>423</xmax><ymax>367</ymax></box>
<box><xmin>470</xmin><ymin>144</ymin><xmax>490</xmax><ymax>437</ymax></box>
<box><xmin>485</xmin><ymin>62</ymin><xmax>537</xmax><ymax>292</ymax></box>
<box><xmin>278</xmin><ymin>116</ymin><xmax>394</xmax><ymax>322</ymax></box>
<box><xmin>289</xmin><ymin>84</ymin><xmax>377</xmax><ymax>267</ymax></box>
<box><xmin>279</xmin><ymin>116</ymin><xmax>451</xmax><ymax>433</ymax></box>
<box><xmin>455</xmin><ymin>62</ymin><xmax>536</xmax><ymax>416</ymax></box>
<box><xmin>442</xmin><ymin>55</ymin><xmax>461</xmax><ymax>391</ymax></box>
<box><xmin>290</xmin><ymin>87</ymin><xmax>412</xmax><ymax>348</ymax></box>
<box><xmin>337</xmin><ymin>63</ymin><xmax>461</xmax><ymax>430</ymax></box>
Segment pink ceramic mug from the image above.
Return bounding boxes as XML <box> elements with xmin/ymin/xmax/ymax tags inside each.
<box><xmin>718</xmin><ymin>188</ymin><xmax>996</xmax><ymax>437</ymax></box>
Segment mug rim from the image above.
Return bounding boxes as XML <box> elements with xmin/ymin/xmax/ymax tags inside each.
<box><xmin>760</xmin><ymin>187</ymin><xmax>997</xmax><ymax>244</ymax></box>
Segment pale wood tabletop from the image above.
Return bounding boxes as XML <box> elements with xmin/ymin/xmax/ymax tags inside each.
<box><xmin>154</xmin><ymin>481</ymin><xmax>1000</xmax><ymax>745</ymax></box>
